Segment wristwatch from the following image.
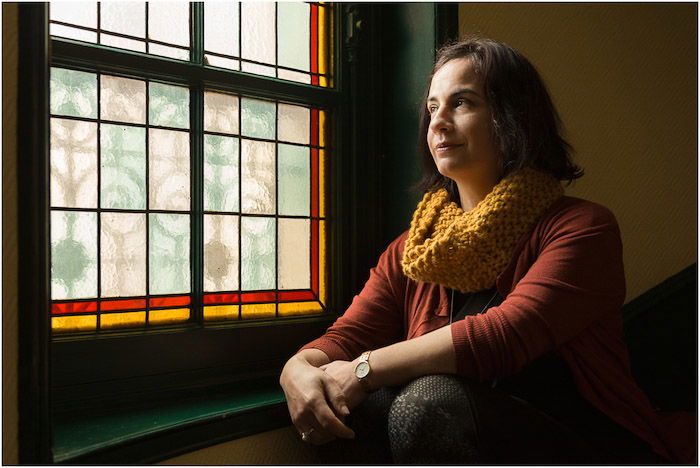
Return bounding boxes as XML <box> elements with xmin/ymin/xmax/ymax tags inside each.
<box><xmin>354</xmin><ymin>350</ymin><xmax>373</xmax><ymax>392</ymax></box>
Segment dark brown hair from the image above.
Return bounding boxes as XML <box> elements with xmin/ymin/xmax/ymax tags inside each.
<box><xmin>416</xmin><ymin>36</ymin><xmax>583</xmax><ymax>198</ymax></box>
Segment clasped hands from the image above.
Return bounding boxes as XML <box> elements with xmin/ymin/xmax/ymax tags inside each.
<box><xmin>280</xmin><ymin>354</ymin><xmax>370</xmax><ymax>445</ymax></box>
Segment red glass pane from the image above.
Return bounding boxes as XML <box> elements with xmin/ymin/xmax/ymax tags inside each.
<box><xmin>100</xmin><ymin>298</ymin><xmax>147</xmax><ymax>311</ymax></box>
<box><xmin>51</xmin><ymin>301</ymin><xmax>98</xmax><ymax>314</ymax></box>
<box><xmin>278</xmin><ymin>290</ymin><xmax>316</xmax><ymax>302</ymax></box>
<box><xmin>204</xmin><ymin>293</ymin><xmax>240</xmax><ymax>304</ymax></box>
<box><xmin>149</xmin><ymin>296</ymin><xmax>191</xmax><ymax>308</ymax></box>
<box><xmin>311</xmin><ymin>219</ymin><xmax>319</xmax><ymax>295</ymax></box>
<box><xmin>310</xmin><ymin>4</ymin><xmax>319</xmax><ymax>86</ymax></box>
<box><xmin>240</xmin><ymin>291</ymin><xmax>276</xmax><ymax>303</ymax></box>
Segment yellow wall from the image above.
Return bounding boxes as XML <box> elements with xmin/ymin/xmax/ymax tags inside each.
<box><xmin>3</xmin><ymin>2</ymin><xmax>20</xmax><ymax>464</ymax></box>
<box><xmin>459</xmin><ymin>3</ymin><xmax>697</xmax><ymax>301</ymax></box>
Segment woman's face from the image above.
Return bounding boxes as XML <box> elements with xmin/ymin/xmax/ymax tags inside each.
<box><xmin>426</xmin><ymin>58</ymin><xmax>499</xmax><ymax>186</ymax></box>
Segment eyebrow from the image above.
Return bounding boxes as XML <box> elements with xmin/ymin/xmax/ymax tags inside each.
<box><xmin>427</xmin><ymin>88</ymin><xmax>482</xmax><ymax>102</ymax></box>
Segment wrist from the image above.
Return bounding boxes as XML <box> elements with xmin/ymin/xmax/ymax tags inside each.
<box><xmin>353</xmin><ymin>350</ymin><xmax>375</xmax><ymax>393</ymax></box>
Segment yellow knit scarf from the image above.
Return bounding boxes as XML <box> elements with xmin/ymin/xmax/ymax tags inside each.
<box><xmin>401</xmin><ymin>168</ymin><xmax>564</xmax><ymax>293</ymax></box>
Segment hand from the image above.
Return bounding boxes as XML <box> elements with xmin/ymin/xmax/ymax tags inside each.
<box><xmin>279</xmin><ymin>353</ymin><xmax>356</xmax><ymax>445</ymax></box>
<box><xmin>320</xmin><ymin>359</ymin><xmax>369</xmax><ymax>410</ymax></box>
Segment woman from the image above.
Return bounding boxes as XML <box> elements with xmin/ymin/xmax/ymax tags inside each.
<box><xmin>280</xmin><ymin>37</ymin><xmax>681</xmax><ymax>464</ymax></box>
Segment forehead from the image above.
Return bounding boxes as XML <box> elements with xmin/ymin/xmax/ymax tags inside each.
<box><xmin>428</xmin><ymin>58</ymin><xmax>483</xmax><ymax>95</ymax></box>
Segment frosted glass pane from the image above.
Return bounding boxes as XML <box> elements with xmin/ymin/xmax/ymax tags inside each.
<box><xmin>241</xmin><ymin>139</ymin><xmax>275</xmax><ymax>214</ymax></box>
<box><xmin>50</xmin><ymin>2</ymin><xmax>97</xmax><ymax>28</ymax></box>
<box><xmin>278</xmin><ymin>144</ymin><xmax>310</xmax><ymax>216</ymax></box>
<box><xmin>278</xmin><ymin>218</ymin><xmax>310</xmax><ymax>290</ymax></box>
<box><xmin>278</xmin><ymin>68</ymin><xmax>311</xmax><ymax>85</ymax></box>
<box><xmin>204</xmin><ymin>2</ymin><xmax>239</xmax><ymax>56</ymax></box>
<box><xmin>101</xmin><ymin>34</ymin><xmax>146</xmax><ymax>53</ymax></box>
<box><xmin>148</xmin><ymin>2</ymin><xmax>190</xmax><ymax>47</ymax></box>
<box><xmin>204</xmin><ymin>91</ymin><xmax>239</xmax><ymax>134</ymax></box>
<box><xmin>241</xmin><ymin>98</ymin><xmax>275</xmax><ymax>140</ymax></box>
<box><xmin>50</xmin><ymin>68</ymin><xmax>97</xmax><ymax>118</ymax></box>
<box><xmin>101</xmin><ymin>2</ymin><xmax>145</xmax><ymax>38</ymax></box>
<box><xmin>241</xmin><ymin>2</ymin><xmax>275</xmax><ymax>64</ymax></box>
<box><xmin>101</xmin><ymin>75</ymin><xmax>146</xmax><ymax>124</ymax></box>
<box><xmin>278</xmin><ymin>104</ymin><xmax>310</xmax><ymax>144</ymax></box>
<box><xmin>51</xmin><ymin>118</ymin><xmax>98</xmax><ymax>208</ymax></box>
<box><xmin>205</xmin><ymin>55</ymin><xmax>240</xmax><ymax>70</ymax></box>
<box><xmin>241</xmin><ymin>217</ymin><xmax>275</xmax><ymax>291</ymax></box>
<box><xmin>204</xmin><ymin>135</ymin><xmax>239</xmax><ymax>212</ymax></box>
<box><xmin>277</xmin><ymin>2</ymin><xmax>310</xmax><ymax>72</ymax></box>
<box><xmin>51</xmin><ymin>211</ymin><xmax>97</xmax><ymax>299</ymax></box>
<box><xmin>241</xmin><ymin>62</ymin><xmax>275</xmax><ymax>78</ymax></box>
<box><xmin>149</xmin><ymin>129</ymin><xmax>190</xmax><ymax>211</ymax></box>
<box><xmin>50</xmin><ymin>23</ymin><xmax>97</xmax><ymax>42</ymax></box>
<box><xmin>149</xmin><ymin>213</ymin><xmax>190</xmax><ymax>295</ymax></box>
<box><xmin>148</xmin><ymin>43</ymin><xmax>190</xmax><ymax>60</ymax></box>
<box><xmin>101</xmin><ymin>212</ymin><xmax>146</xmax><ymax>297</ymax></box>
<box><xmin>204</xmin><ymin>215</ymin><xmax>239</xmax><ymax>292</ymax></box>
<box><xmin>149</xmin><ymin>82</ymin><xmax>189</xmax><ymax>129</ymax></box>
<box><xmin>101</xmin><ymin>124</ymin><xmax>146</xmax><ymax>210</ymax></box>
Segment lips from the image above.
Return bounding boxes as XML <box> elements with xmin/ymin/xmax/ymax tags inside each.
<box><xmin>435</xmin><ymin>142</ymin><xmax>463</xmax><ymax>152</ymax></box>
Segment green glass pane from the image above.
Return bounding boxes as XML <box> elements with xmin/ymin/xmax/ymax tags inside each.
<box><xmin>50</xmin><ymin>68</ymin><xmax>97</xmax><ymax>118</ymax></box>
<box><xmin>241</xmin><ymin>217</ymin><xmax>275</xmax><ymax>291</ymax></box>
<box><xmin>277</xmin><ymin>2</ymin><xmax>310</xmax><ymax>72</ymax></box>
<box><xmin>241</xmin><ymin>98</ymin><xmax>275</xmax><ymax>140</ymax></box>
<box><xmin>51</xmin><ymin>211</ymin><xmax>97</xmax><ymax>300</ymax></box>
<box><xmin>149</xmin><ymin>82</ymin><xmax>190</xmax><ymax>129</ymax></box>
<box><xmin>278</xmin><ymin>144</ymin><xmax>310</xmax><ymax>216</ymax></box>
<box><xmin>101</xmin><ymin>124</ymin><xmax>146</xmax><ymax>209</ymax></box>
<box><xmin>149</xmin><ymin>213</ymin><xmax>191</xmax><ymax>295</ymax></box>
<box><xmin>204</xmin><ymin>135</ymin><xmax>239</xmax><ymax>212</ymax></box>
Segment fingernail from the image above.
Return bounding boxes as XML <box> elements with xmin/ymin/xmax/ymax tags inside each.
<box><xmin>342</xmin><ymin>405</ymin><xmax>350</xmax><ymax>416</ymax></box>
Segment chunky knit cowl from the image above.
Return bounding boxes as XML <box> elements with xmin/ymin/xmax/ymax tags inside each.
<box><xmin>401</xmin><ymin>168</ymin><xmax>564</xmax><ymax>293</ymax></box>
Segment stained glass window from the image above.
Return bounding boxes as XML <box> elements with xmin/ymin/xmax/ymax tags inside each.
<box><xmin>49</xmin><ymin>69</ymin><xmax>329</xmax><ymax>333</ymax></box>
<box><xmin>49</xmin><ymin>2</ymin><xmax>334</xmax><ymax>87</ymax></box>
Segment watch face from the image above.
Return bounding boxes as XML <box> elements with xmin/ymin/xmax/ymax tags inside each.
<box><xmin>355</xmin><ymin>361</ymin><xmax>370</xmax><ymax>379</ymax></box>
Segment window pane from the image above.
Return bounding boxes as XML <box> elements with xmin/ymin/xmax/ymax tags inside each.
<box><xmin>101</xmin><ymin>75</ymin><xmax>147</xmax><ymax>124</ymax></box>
<box><xmin>278</xmin><ymin>103</ymin><xmax>310</xmax><ymax>144</ymax></box>
<box><xmin>278</xmin><ymin>218</ymin><xmax>310</xmax><ymax>290</ymax></box>
<box><xmin>204</xmin><ymin>215</ymin><xmax>239</xmax><ymax>292</ymax></box>
<box><xmin>101</xmin><ymin>34</ymin><xmax>146</xmax><ymax>53</ymax></box>
<box><xmin>149</xmin><ymin>82</ymin><xmax>190</xmax><ymax>129</ymax></box>
<box><xmin>241</xmin><ymin>139</ymin><xmax>275</xmax><ymax>215</ymax></box>
<box><xmin>149</xmin><ymin>129</ymin><xmax>190</xmax><ymax>211</ymax></box>
<box><xmin>278</xmin><ymin>144</ymin><xmax>310</xmax><ymax>216</ymax></box>
<box><xmin>241</xmin><ymin>98</ymin><xmax>275</xmax><ymax>140</ymax></box>
<box><xmin>50</xmin><ymin>68</ymin><xmax>97</xmax><ymax>119</ymax></box>
<box><xmin>101</xmin><ymin>124</ymin><xmax>146</xmax><ymax>210</ymax></box>
<box><xmin>50</xmin><ymin>118</ymin><xmax>98</xmax><ymax>208</ymax></box>
<box><xmin>149</xmin><ymin>213</ymin><xmax>190</xmax><ymax>295</ymax></box>
<box><xmin>204</xmin><ymin>91</ymin><xmax>239</xmax><ymax>135</ymax></box>
<box><xmin>101</xmin><ymin>212</ymin><xmax>147</xmax><ymax>297</ymax></box>
<box><xmin>204</xmin><ymin>2</ymin><xmax>239</xmax><ymax>57</ymax></box>
<box><xmin>241</xmin><ymin>2</ymin><xmax>275</xmax><ymax>65</ymax></box>
<box><xmin>148</xmin><ymin>43</ymin><xmax>190</xmax><ymax>61</ymax></box>
<box><xmin>278</xmin><ymin>2</ymin><xmax>310</xmax><ymax>72</ymax></box>
<box><xmin>148</xmin><ymin>2</ymin><xmax>190</xmax><ymax>47</ymax></box>
<box><xmin>241</xmin><ymin>217</ymin><xmax>275</xmax><ymax>291</ymax></box>
<box><xmin>51</xmin><ymin>211</ymin><xmax>98</xmax><ymax>300</ymax></box>
<box><xmin>204</xmin><ymin>135</ymin><xmax>239</xmax><ymax>212</ymax></box>
<box><xmin>50</xmin><ymin>1</ymin><xmax>97</xmax><ymax>28</ymax></box>
<box><xmin>100</xmin><ymin>2</ymin><xmax>145</xmax><ymax>38</ymax></box>
<box><xmin>50</xmin><ymin>23</ymin><xmax>97</xmax><ymax>43</ymax></box>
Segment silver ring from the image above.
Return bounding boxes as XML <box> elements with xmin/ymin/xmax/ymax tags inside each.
<box><xmin>301</xmin><ymin>428</ymin><xmax>314</xmax><ymax>442</ymax></box>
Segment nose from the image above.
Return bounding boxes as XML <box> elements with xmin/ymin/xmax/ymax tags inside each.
<box><xmin>428</xmin><ymin>106</ymin><xmax>452</xmax><ymax>134</ymax></box>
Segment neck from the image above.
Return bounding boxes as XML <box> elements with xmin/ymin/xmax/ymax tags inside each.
<box><xmin>455</xmin><ymin>174</ymin><xmax>499</xmax><ymax>211</ymax></box>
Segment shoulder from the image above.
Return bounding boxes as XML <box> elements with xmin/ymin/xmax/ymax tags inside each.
<box><xmin>537</xmin><ymin>196</ymin><xmax>620</xmax><ymax>238</ymax></box>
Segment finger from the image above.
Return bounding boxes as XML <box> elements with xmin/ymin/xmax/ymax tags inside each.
<box><xmin>322</xmin><ymin>374</ymin><xmax>351</xmax><ymax>418</ymax></box>
<box><xmin>311</xmin><ymin>397</ymin><xmax>355</xmax><ymax>439</ymax></box>
<box><xmin>304</xmin><ymin>426</ymin><xmax>336</xmax><ymax>446</ymax></box>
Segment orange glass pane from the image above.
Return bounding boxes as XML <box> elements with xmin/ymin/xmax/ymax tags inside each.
<box><xmin>320</xmin><ymin>220</ymin><xmax>327</xmax><ymax>306</ymax></box>
<box><xmin>204</xmin><ymin>305</ymin><xmax>239</xmax><ymax>322</ymax></box>
<box><xmin>241</xmin><ymin>303</ymin><xmax>275</xmax><ymax>320</ymax></box>
<box><xmin>278</xmin><ymin>301</ymin><xmax>323</xmax><ymax>317</ymax></box>
<box><xmin>149</xmin><ymin>308</ymin><xmax>190</xmax><ymax>325</ymax></box>
<box><xmin>101</xmin><ymin>311</ymin><xmax>146</xmax><ymax>329</ymax></box>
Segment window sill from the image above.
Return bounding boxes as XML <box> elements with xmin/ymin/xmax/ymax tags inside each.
<box><xmin>52</xmin><ymin>378</ymin><xmax>289</xmax><ymax>464</ymax></box>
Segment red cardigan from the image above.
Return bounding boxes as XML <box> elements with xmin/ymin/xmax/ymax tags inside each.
<box><xmin>301</xmin><ymin>196</ymin><xmax>692</xmax><ymax>462</ymax></box>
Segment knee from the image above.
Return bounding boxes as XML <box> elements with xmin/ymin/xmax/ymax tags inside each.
<box><xmin>387</xmin><ymin>375</ymin><xmax>479</xmax><ymax>463</ymax></box>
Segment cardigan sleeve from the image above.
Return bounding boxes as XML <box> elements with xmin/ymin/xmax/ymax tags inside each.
<box><xmin>299</xmin><ymin>233</ymin><xmax>408</xmax><ymax>361</ymax></box>
<box><xmin>451</xmin><ymin>200</ymin><xmax>627</xmax><ymax>380</ymax></box>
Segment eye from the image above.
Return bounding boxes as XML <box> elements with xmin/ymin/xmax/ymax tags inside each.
<box><xmin>427</xmin><ymin>104</ymin><xmax>438</xmax><ymax>114</ymax></box>
<box><xmin>456</xmin><ymin>98</ymin><xmax>472</xmax><ymax>107</ymax></box>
